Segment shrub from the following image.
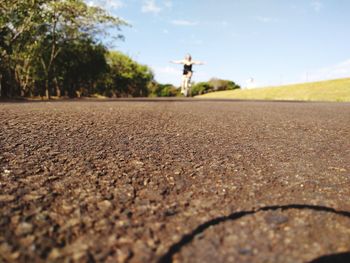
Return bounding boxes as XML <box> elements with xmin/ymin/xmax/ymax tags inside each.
<box><xmin>191</xmin><ymin>78</ymin><xmax>240</xmax><ymax>96</ymax></box>
<box><xmin>191</xmin><ymin>82</ymin><xmax>212</xmax><ymax>96</ymax></box>
<box><xmin>149</xmin><ymin>83</ymin><xmax>180</xmax><ymax>97</ymax></box>
<box><xmin>208</xmin><ymin>78</ymin><xmax>240</xmax><ymax>91</ymax></box>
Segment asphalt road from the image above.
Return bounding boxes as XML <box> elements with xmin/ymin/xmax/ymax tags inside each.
<box><xmin>1</xmin><ymin>100</ymin><xmax>350</xmax><ymax>262</ymax></box>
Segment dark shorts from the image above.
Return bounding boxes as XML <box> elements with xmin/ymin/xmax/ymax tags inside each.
<box><xmin>183</xmin><ymin>70</ymin><xmax>193</xmax><ymax>75</ymax></box>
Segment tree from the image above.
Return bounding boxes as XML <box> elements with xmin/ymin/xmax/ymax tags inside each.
<box><xmin>149</xmin><ymin>83</ymin><xmax>179</xmax><ymax>97</ymax></box>
<box><xmin>191</xmin><ymin>78</ymin><xmax>240</xmax><ymax>96</ymax></box>
<box><xmin>35</xmin><ymin>0</ymin><xmax>126</xmax><ymax>99</ymax></box>
<box><xmin>208</xmin><ymin>78</ymin><xmax>240</xmax><ymax>91</ymax></box>
<box><xmin>0</xmin><ymin>0</ymin><xmax>126</xmax><ymax>98</ymax></box>
<box><xmin>100</xmin><ymin>51</ymin><xmax>154</xmax><ymax>97</ymax></box>
<box><xmin>0</xmin><ymin>0</ymin><xmax>44</xmax><ymax>97</ymax></box>
<box><xmin>55</xmin><ymin>38</ymin><xmax>108</xmax><ymax>97</ymax></box>
<box><xmin>190</xmin><ymin>82</ymin><xmax>212</xmax><ymax>96</ymax></box>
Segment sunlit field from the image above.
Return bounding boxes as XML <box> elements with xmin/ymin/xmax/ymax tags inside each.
<box><xmin>198</xmin><ymin>78</ymin><xmax>350</xmax><ymax>102</ymax></box>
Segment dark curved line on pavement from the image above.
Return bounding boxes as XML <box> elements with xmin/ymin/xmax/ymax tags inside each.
<box><xmin>308</xmin><ymin>252</ymin><xmax>350</xmax><ymax>263</ymax></box>
<box><xmin>158</xmin><ymin>204</ymin><xmax>350</xmax><ymax>263</ymax></box>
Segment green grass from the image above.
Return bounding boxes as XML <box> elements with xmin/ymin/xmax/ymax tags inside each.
<box><xmin>197</xmin><ymin>78</ymin><xmax>350</xmax><ymax>102</ymax></box>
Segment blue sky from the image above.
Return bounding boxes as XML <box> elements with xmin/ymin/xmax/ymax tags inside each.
<box><xmin>87</xmin><ymin>0</ymin><xmax>350</xmax><ymax>88</ymax></box>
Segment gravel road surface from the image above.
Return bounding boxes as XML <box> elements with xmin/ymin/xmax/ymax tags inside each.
<box><xmin>1</xmin><ymin>100</ymin><xmax>350</xmax><ymax>262</ymax></box>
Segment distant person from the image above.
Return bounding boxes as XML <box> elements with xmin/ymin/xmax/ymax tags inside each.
<box><xmin>171</xmin><ymin>54</ymin><xmax>204</xmax><ymax>97</ymax></box>
<box><xmin>245</xmin><ymin>77</ymin><xmax>256</xmax><ymax>89</ymax></box>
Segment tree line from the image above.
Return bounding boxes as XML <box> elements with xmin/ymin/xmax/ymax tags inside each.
<box><xmin>150</xmin><ymin>79</ymin><xmax>240</xmax><ymax>97</ymax></box>
<box><xmin>0</xmin><ymin>0</ymin><xmax>154</xmax><ymax>98</ymax></box>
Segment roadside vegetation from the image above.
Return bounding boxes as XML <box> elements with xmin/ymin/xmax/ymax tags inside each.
<box><xmin>148</xmin><ymin>78</ymin><xmax>240</xmax><ymax>98</ymax></box>
<box><xmin>190</xmin><ymin>78</ymin><xmax>240</xmax><ymax>96</ymax></box>
<box><xmin>0</xmin><ymin>0</ymin><xmax>152</xmax><ymax>99</ymax></box>
<box><xmin>198</xmin><ymin>78</ymin><xmax>350</xmax><ymax>102</ymax></box>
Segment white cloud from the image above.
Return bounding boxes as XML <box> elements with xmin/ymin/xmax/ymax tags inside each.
<box><xmin>204</xmin><ymin>20</ymin><xmax>229</xmax><ymax>27</ymax></box>
<box><xmin>171</xmin><ymin>20</ymin><xmax>199</xmax><ymax>26</ymax></box>
<box><xmin>156</xmin><ymin>66</ymin><xmax>180</xmax><ymax>75</ymax></box>
<box><xmin>142</xmin><ymin>0</ymin><xmax>162</xmax><ymax>14</ymax></box>
<box><xmin>153</xmin><ymin>66</ymin><xmax>181</xmax><ymax>85</ymax></box>
<box><xmin>311</xmin><ymin>1</ymin><xmax>323</xmax><ymax>12</ymax></box>
<box><xmin>87</xmin><ymin>0</ymin><xmax>124</xmax><ymax>10</ymax></box>
<box><xmin>305</xmin><ymin>59</ymin><xmax>350</xmax><ymax>82</ymax></box>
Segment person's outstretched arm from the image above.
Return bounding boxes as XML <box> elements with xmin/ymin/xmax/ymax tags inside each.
<box><xmin>192</xmin><ymin>61</ymin><xmax>205</xmax><ymax>65</ymax></box>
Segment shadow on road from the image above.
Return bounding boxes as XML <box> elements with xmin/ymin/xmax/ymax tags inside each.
<box><xmin>158</xmin><ymin>204</ymin><xmax>350</xmax><ymax>263</ymax></box>
<box><xmin>309</xmin><ymin>252</ymin><xmax>350</xmax><ymax>263</ymax></box>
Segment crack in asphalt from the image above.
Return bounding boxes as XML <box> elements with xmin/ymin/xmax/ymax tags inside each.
<box><xmin>158</xmin><ymin>204</ymin><xmax>350</xmax><ymax>263</ymax></box>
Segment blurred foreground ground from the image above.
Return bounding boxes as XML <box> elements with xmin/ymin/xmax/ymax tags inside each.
<box><xmin>0</xmin><ymin>100</ymin><xmax>350</xmax><ymax>262</ymax></box>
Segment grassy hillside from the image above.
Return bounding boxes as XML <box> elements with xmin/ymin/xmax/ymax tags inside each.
<box><xmin>198</xmin><ymin>78</ymin><xmax>350</xmax><ymax>102</ymax></box>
